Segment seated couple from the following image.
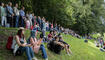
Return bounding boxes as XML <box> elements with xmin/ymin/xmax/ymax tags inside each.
<box><xmin>47</xmin><ymin>34</ymin><xmax>72</xmax><ymax>56</ymax></box>
<box><xmin>12</xmin><ymin>27</ymin><xmax>48</xmax><ymax>60</ymax></box>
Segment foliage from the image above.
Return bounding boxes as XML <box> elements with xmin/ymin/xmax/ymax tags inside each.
<box><xmin>1</xmin><ymin>0</ymin><xmax>105</xmax><ymax>35</ymax></box>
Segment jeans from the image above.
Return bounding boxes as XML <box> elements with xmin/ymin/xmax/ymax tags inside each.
<box><xmin>42</xmin><ymin>30</ymin><xmax>46</xmax><ymax>37</ymax></box>
<box><xmin>20</xmin><ymin>46</ymin><xmax>34</xmax><ymax>60</ymax></box>
<box><xmin>7</xmin><ymin>17</ymin><xmax>13</xmax><ymax>27</ymax></box>
<box><xmin>40</xmin><ymin>44</ymin><xmax>48</xmax><ymax>59</ymax></box>
<box><xmin>46</xmin><ymin>27</ymin><xmax>49</xmax><ymax>31</ymax></box>
<box><xmin>1</xmin><ymin>16</ymin><xmax>7</xmax><ymax>27</ymax></box>
<box><xmin>15</xmin><ymin>16</ymin><xmax>19</xmax><ymax>27</ymax></box>
<box><xmin>20</xmin><ymin>16</ymin><xmax>24</xmax><ymax>27</ymax></box>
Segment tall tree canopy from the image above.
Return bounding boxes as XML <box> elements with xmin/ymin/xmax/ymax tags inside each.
<box><xmin>1</xmin><ymin>0</ymin><xmax>105</xmax><ymax>35</ymax></box>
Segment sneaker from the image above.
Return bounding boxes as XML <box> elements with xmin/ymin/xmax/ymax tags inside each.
<box><xmin>32</xmin><ymin>57</ymin><xmax>38</xmax><ymax>60</ymax></box>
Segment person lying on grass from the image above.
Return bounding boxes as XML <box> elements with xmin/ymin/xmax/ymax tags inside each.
<box><xmin>28</xmin><ymin>30</ymin><xmax>48</xmax><ymax>60</ymax></box>
<box><xmin>15</xmin><ymin>27</ymin><xmax>37</xmax><ymax>60</ymax></box>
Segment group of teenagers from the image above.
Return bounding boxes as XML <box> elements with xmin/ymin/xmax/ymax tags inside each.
<box><xmin>10</xmin><ymin>27</ymin><xmax>72</xmax><ymax>60</ymax></box>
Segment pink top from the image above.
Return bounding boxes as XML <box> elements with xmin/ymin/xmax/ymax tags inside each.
<box><xmin>30</xmin><ymin>37</ymin><xmax>40</xmax><ymax>54</ymax></box>
<box><xmin>51</xmin><ymin>24</ymin><xmax>53</xmax><ymax>28</ymax></box>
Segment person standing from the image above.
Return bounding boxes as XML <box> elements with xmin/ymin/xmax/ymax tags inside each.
<box><xmin>19</xmin><ymin>6</ymin><xmax>25</xmax><ymax>27</ymax></box>
<box><xmin>46</xmin><ymin>21</ymin><xmax>49</xmax><ymax>31</ymax></box>
<box><xmin>37</xmin><ymin>16</ymin><xmax>41</xmax><ymax>28</ymax></box>
<box><xmin>0</xmin><ymin>3</ymin><xmax>7</xmax><ymax>27</ymax></box>
<box><xmin>29</xmin><ymin>12</ymin><xmax>33</xmax><ymax>27</ymax></box>
<box><xmin>41</xmin><ymin>17</ymin><xmax>46</xmax><ymax>37</ymax></box>
<box><xmin>32</xmin><ymin>13</ymin><xmax>36</xmax><ymax>26</ymax></box>
<box><xmin>13</xmin><ymin>3</ymin><xmax>19</xmax><ymax>27</ymax></box>
<box><xmin>7</xmin><ymin>2</ymin><xmax>14</xmax><ymax>27</ymax></box>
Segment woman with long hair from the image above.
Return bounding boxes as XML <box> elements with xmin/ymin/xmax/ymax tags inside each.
<box><xmin>15</xmin><ymin>27</ymin><xmax>37</xmax><ymax>60</ymax></box>
<box><xmin>28</xmin><ymin>30</ymin><xmax>48</xmax><ymax>60</ymax></box>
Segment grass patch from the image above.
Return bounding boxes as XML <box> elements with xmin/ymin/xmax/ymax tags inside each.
<box><xmin>0</xmin><ymin>27</ymin><xmax>105</xmax><ymax>60</ymax></box>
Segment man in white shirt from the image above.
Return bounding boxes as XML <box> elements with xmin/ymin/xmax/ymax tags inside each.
<box><xmin>13</xmin><ymin>3</ymin><xmax>19</xmax><ymax>27</ymax></box>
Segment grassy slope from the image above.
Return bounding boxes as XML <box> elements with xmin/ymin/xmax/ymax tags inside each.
<box><xmin>0</xmin><ymin>27</ymin><xmax>105</xmax><ymax>60</ymax></box>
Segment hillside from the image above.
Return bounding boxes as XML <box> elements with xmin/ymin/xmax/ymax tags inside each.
<box><xmin>0</xmin><ymin>27</ymin><xmax>105</xmax><ymax>60</ymax></box>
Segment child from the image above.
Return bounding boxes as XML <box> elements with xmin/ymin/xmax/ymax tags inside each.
<box><xmin>25</xmin><ymin>16</ymin><xmax>30</xmax><ymax>29</ymax></box>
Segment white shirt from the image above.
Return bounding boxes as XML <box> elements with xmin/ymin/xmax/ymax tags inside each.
<box><xmin>14</xmin><ymin>7</ymin><xmax>19</xmax><ymax>16</ymax></box>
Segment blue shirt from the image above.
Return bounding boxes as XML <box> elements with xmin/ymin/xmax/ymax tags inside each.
<box><xmin>42</xmin><ymin>21</ymin><xmax>46</xmax><ymax>31</ymax></box>
<box><xmin>29</xmin><ymin>14</ymin><xmax>33</xmax><ymax>20</ymax></box>
<box><xmin>19</xmin><ymin>10</ymin><xmax>25</xmax><ymax>17</ymax></box>
<box><xmin>7</xmin><ymin>6</ymin><xmax>14</xmax><ymax>17</ymax></box>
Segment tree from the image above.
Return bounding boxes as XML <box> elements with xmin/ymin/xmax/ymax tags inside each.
<box><xmin>1</xmin><ymin>0</ymin><xmax>105</xmax><ymax>35</ymax></box>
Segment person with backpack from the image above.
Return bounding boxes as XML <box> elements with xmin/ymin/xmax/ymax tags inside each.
<box><xmin>28</xmin><ymin>30</ymin><xmax>48</xmax><ymax>60</ymax></box>
<box><xmin>12</xmin><ymin>27</ymin><xmax>37</xmax><ymax>60</ymax></box>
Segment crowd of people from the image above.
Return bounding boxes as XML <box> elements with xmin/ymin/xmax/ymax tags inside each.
<box><xmin>0</xmin><ymin>2</ymin><xmax>81</xmax><ymax>38</ymax></box>
<box><xmin>0</xmin><ymin>2</ymin><xmax>75</xmax><ymax>60</ymax></box>
<box><xmin>0</xmin><ymin>2</ymin><xmax>63</xmax><ymax>32</ymax></box>
<box><xmin>2</xmin><ymin>1</ymin><xmax>105</xmax><ymax>60</ymax></box>
<box><xmin>94</xmin><ymin>37</ymin><xmax>105</xmax><ymax>52</ymax></box>
<box><xmin>10</xmin><ymin>27</ymin><xmax>72</xmax><ymax>60</ymax></box>
<box><xmin>12</xmin><ymin>28</ymin><xmax>48</xmax><ymax>60</ymax></box>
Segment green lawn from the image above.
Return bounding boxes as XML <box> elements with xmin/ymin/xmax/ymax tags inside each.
<box><xmin>0</xmin><ymin>27</ymin><xmax>105</xmax><ymax>60</ymax></box>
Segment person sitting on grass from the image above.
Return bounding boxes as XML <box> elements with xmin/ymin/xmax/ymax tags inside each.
<box><xmin>14</xmin><ymin>27</ymin><xmax>37</xmax><ymax>60</ymax></box>
<box><xmin>47</xmin><ymin>31</ymin><xmax>53</xmax><ymax>42</ymax></box>
<box><xmin>47</xmin><ymin>36</ymin><xmax>64</xmax><ymax>54</ymax></box>
<box><xmin>102</xmin><ymin>41</ymin><xmax>105</xmax><ymax>49</ymax></box>
<box><xmin>47</xmin><ymin>34</ymin><xmax>53</xmax><ymax>42</ymax></box>
<box><xmin>59</xmin><ymin>35</ymin><xmax>72</xmax><ymax>56</ymax></box>
<box><xmin>51</xmin><ymin>36</ymin><xmax>72</xmax><ymax>55</ymax></box>
<box><xmin>33</xmin><ymin>23</ymin><xmax>41</xmax><ymax>31</ymax></box>
<box><xmin>48</xmin><ymin>31</ymin><xmax>53</xmax><ymax>38</ymax></box>
<box><xmin>100</xmin><ymin>41</ymin><xmax>105</xmax><ymax>52</ymax></box>
<box><xmin>53</xmin><ymin>30</ymin><xmax>57</xmax><ymax>37</ymax></box>
<box><xmin>95</xmin><ymin>42</ymin><xmax>100</xmax><ymax>47</ymax></box>
<box><xmin>28</xmin><ymin>30</ymin><xmax>48</xmax><ymax>60</ymax></box>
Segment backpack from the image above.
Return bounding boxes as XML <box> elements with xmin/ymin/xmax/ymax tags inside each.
<box><xmin>84</xmin><ymin>40</ymin><xmax>88</xmax><ymax>43</ymax></box>
<box><xmin>6</xmin><ymin>36</ymin><xmax>13</xmax><ymax>50</ymax></box>
<box><xmin>11</xmin><ymin>36</ymin><xmax>23</xmax><ymax>56</ymax></box>
<box><xmin>14</xmin><ymin>47</ymin><xmax>23</xmax><ymax>56</ymax></box>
